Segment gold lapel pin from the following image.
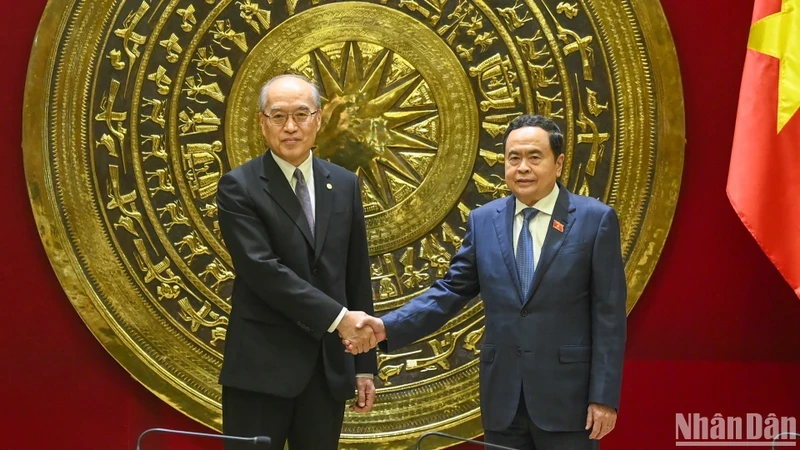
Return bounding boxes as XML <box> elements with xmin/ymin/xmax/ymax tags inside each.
<box><xmin>327</xmin><ymin>183</ymin><xmax>333</xmax><ymax>190</ymax></box>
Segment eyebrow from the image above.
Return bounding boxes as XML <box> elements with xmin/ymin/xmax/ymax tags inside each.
<box><xmin>508</xmin><ymin>148</ymin><xmax>544</xmax><ymax>155</ymax></box>
<box><xmin>268</xmin><ymin>105</ymin><xmax>312</xmax><ymax>112</ymax></box>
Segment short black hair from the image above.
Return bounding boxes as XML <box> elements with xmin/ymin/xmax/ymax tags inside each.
<box><xmin>502</xmin><ymin>114</ymin><xmax>564</xmax><ymax>158</ymax></box>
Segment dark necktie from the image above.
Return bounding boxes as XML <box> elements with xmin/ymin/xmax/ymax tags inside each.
<box><xmin>293</xmin><ymin>168</ymin><xmax>314</xmax><ymax>239</ymax></box>
<box><xmin>516</xmin><ymin>208</ymin><xmax>538</xmax><ymax>298</ymax></box>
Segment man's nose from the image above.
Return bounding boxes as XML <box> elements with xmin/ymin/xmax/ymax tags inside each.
<box><xmin>517</xmin><ymin>160</ymin><xmax>531</xmax><ymax>172</ymax></box>
<box><xmin>284</xmin><ymin>117</ymin><xmax>299</xmax><ymax>132</ymax></box>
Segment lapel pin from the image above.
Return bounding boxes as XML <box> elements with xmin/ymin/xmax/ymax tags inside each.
<box><xmin>326</xmin><ymin>183</ymin><xmax>333</xmax><ymax>190</ymax></box>
<box><xmin>553</xmin><ymin>220</ymin><xmax>564</xmax><ymax>233</ymax></box>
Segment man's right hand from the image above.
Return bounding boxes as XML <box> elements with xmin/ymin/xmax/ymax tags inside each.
<box><xmin>336</xmin><ymin>311</ymin><xmax>376</xmax><ymax>354</ymax></box>
<box><xmin>342</xmin><ymin>315</ymin><xmax>385</xmax><ymax>354</ymax></box>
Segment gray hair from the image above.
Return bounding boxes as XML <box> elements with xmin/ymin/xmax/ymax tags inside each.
<box><xmin>258</xmin><ymin>74</ymin><xmax>322</xmax><ymax>112</ymax></box>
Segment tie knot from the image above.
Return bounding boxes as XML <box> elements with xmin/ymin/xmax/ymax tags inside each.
<box><xmin>522</xmin><ymin>208</ymin><xmax>538</xmax><ymax>222</ymax></box>
<box><xmin>293</xmin><ymin>168</ymin><xmax>305</xmax><ymax>184</ymax></box>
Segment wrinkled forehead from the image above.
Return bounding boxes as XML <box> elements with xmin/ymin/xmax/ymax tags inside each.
<box><xmin>265</xmin><ymin>103</ymin><xmax>313</xmax><ymax>112</ymax></box>
<box><xmin>264</xmin><ymin>79</ymin><xmax>316</xmax><ymax>110</ymax></box>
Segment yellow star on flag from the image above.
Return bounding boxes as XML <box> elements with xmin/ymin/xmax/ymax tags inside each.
<box><xmin>747</xmin><ymin>0</ymin><xmax>800</xmax><ymax>133</ymax></box>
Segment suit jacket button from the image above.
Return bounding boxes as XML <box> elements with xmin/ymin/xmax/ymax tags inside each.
<box><xmin>517</xmin><ymin>348</ymin><xmax>522</xmax><ymax>356</ymax></box>
<box><xmin>312</xmin><ymin>268</ymin><xmax>319</xmax><ymax>276</ymax></box>
<box><xmin>520</xmin><ymin>309</ymin><xmax>528</xmax><ymax>317</ymax></box>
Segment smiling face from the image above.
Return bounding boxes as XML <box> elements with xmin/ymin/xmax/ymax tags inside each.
<box><xmin>504</xmin><ymin>126</ymin><xmax>564</xmax><ymax>206</ymax></box>
<box><xmin>259</xmin><ymin>76</ymin><xmax>321</xmax><ymax>166</ymax></box>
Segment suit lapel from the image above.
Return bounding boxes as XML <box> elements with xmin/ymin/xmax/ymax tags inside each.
<box><xmin>312</xmin><ymin>158</ymin><xmax>333</xmax><ymax>264</ymax></box>
<box><xmin>259</xmin><ymin>152</ymin><xmax>315</xmax><ymax>249</ymax></box>
<box><xmin>493</xmin><ymin>195</ymin><xmax>524</xmax><ymax>303</ymax></box>
<box><xmin>523</xmin><ymin>185</ymin><xmax>576</xmax><ymax>306</ymax></box>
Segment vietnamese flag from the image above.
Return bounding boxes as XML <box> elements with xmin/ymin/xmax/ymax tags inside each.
<box><xmin>727</xmin><ymin>0</ymin><xmax>800</xmax><ymax>298</ymax></box>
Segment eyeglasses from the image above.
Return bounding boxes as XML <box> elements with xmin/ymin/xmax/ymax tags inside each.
<box><xmin>262</xmin><ymin>110</ymin><xmax>318</xmax><ymax>126</ymax></box>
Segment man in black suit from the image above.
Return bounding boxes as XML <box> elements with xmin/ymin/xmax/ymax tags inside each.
<box><xmin>217</xmin><ymin>74</ymin><xmax>378</xmax><ymax>450</ymax></box>
<box><xmin>348</xmin><ymin>115</ymin><xmax>626</xmax><ymax>449</ymax></box>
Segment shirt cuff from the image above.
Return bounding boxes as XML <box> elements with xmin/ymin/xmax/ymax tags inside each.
<box><xmin>327</xmin><ymin>307</ymin><xmax>348</xmax><ymax>333</ymax></box>
<box><xmin>356</xmin><ymin>373</ymin><xmax>374</xmax><ymax>379</ymax></box>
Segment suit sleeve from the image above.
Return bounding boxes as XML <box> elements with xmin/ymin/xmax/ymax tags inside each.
<box><xmin>588</xmin><ymin>207</ymin><xmax>627</xmax><ymax>410</ymax></box>
<box><xmin>380</xmin><ymin>212</ymin><xmax>481</xmax><ymax>352</ymax></box>
<box><xmin>216</xmin><ymin>172</ymin><xmax>343</xmax><ymax>340</ymax></box>
<box><xmin>347</xmin><ymin>176</ymin><xmax>378</xmax><ymax>375</ymax></box>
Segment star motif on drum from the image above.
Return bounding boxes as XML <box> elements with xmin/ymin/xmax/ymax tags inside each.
<box><xmin>298</xmin><ymin>42</ymin><xmax>440</xmax><ymax>213</ymax></box>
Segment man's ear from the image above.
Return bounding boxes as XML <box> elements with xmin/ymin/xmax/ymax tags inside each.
<box><xmin>555</xmin><ymin>153</ymin><xmax>565</xmax><ymax>177</ymax></box>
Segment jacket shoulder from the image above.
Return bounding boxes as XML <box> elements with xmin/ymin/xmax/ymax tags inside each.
<box><xmin>317</xmin><ymin>158</ymin><xmax>357</xmax><ymax>182</ymax></box>
<box><xmin>218</xmin><ymin>155</ymin><xmax>263</xmax><ymax>200</ymax></box>
<box><xmin>568</xmin><ymin>190</ymin><xmax>615</xmax><ymax>217</ymax></box>
<box><xmin>222</xmin><ymin>155</ymin><xmax>261</xmax><ymax>182</ymax></box>
<box><xmin>469</xmin><ymin>196</ymin><xmax>507</xmax><ymax>221</ymax></box>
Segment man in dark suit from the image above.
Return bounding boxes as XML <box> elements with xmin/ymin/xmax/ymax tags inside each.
<box><xmin>217</xmin><ymin>74</ymin><xmax>378</xmax><ymax>450</ymax></box>
<box><xmin>347</xmin><ymin>115</ymin><xmax>626</xmax><ymax>449</ymax></box>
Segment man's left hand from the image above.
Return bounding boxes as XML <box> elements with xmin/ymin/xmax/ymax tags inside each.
<box><xmin>585</xmin><ymin>403</ymin><xmax>617</xmax><ymax>439</ymax></box>
<box><xmin>351</xmin><ymin>377</ymin><xmax>376</xmax><ymax>413</ymax></box>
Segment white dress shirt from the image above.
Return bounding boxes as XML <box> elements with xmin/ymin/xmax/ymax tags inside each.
<box><xmin>512</xmin><ymin>183</ymin><xmax>560</xmax><ymax>270</ymax></box>
<box><xmin>270</xmin><ymin>150</ymin><xmax>316</xmax><ymax>220</ymax></box>
<box><xmin>271</xmin><ymin>152</ymin><xmax>370</xmax><ymax>377</ymax></box>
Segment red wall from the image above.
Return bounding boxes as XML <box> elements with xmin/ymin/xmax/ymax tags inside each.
<box><xmin>2</xmin><ymin>1</ymin><xmax>799</xmax><ymax>449</ymax></box>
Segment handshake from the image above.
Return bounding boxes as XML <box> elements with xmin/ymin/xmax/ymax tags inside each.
<box><xmin>335</xmin><ymin>311</ymin><xmax>386</xmax><ymax>354</ymax></box>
